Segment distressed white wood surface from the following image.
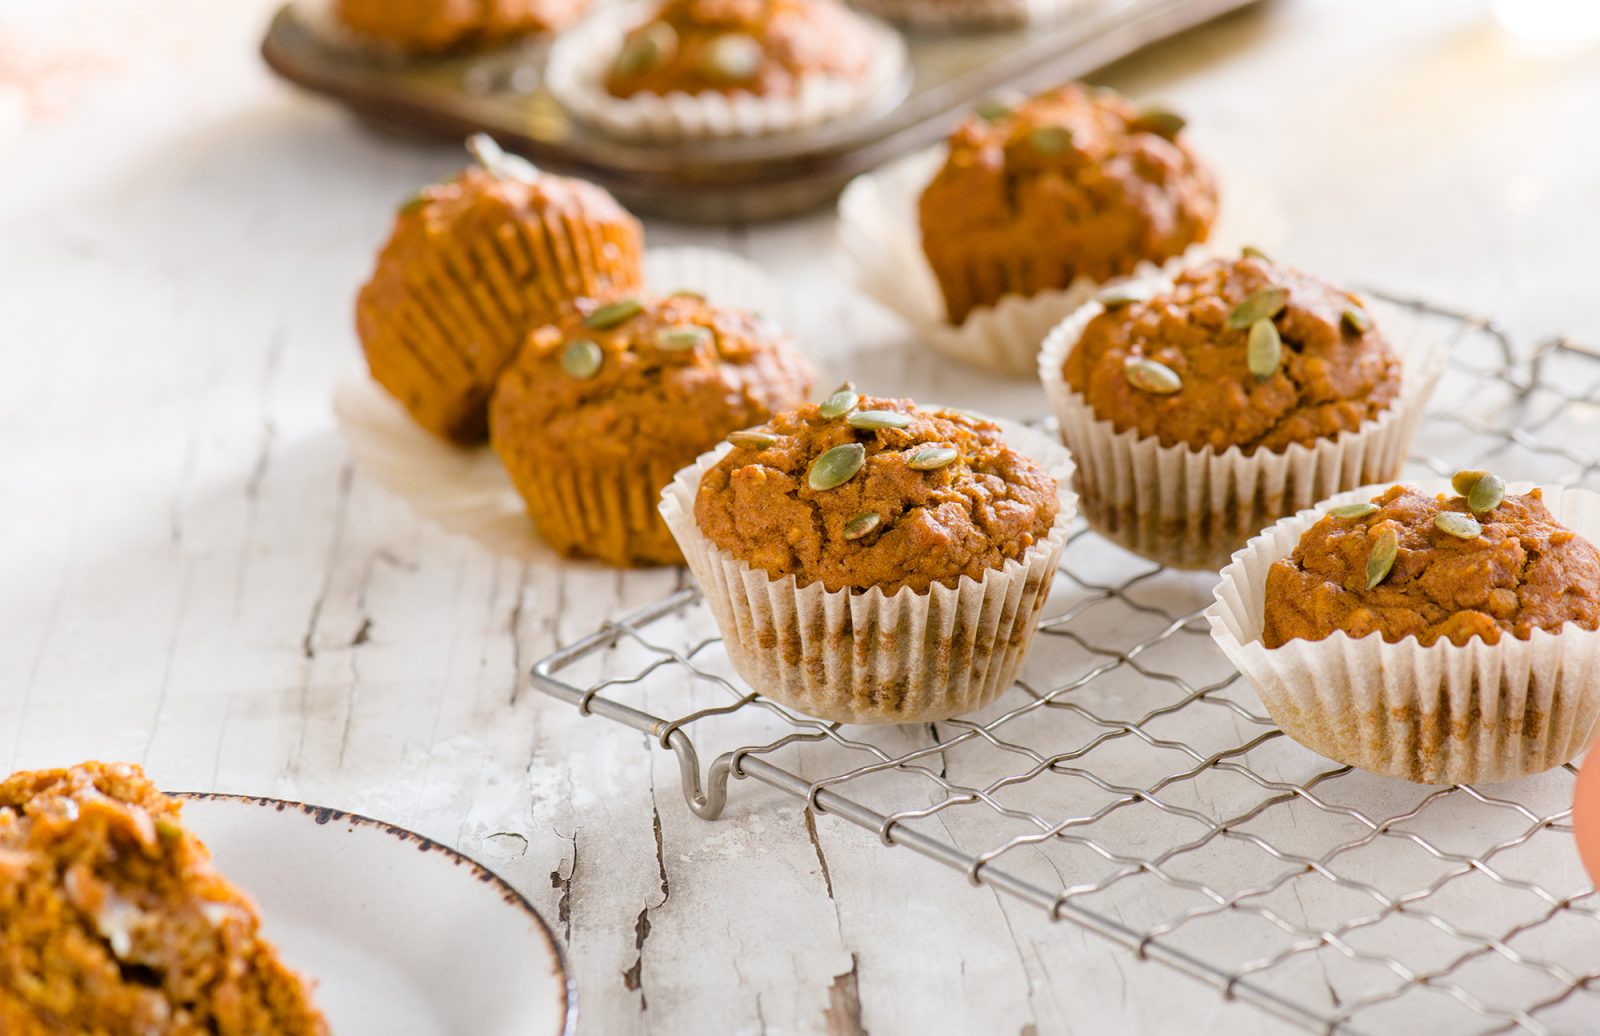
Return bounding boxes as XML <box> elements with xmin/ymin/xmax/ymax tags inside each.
<box><xmin>3</xmin><ymin>1</ymin><xmax>1598</xmax><ymax>1033</ymax></box>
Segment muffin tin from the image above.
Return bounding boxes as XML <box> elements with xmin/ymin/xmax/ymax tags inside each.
<box><xmin>260</xmin><ymin>0</ymin><xmax>1261</xmax><ymax>222</ymax></box>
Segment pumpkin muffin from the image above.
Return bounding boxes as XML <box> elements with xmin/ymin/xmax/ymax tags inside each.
<box><xmin>919</xmin><ymin>83</ymin><xmax>1217</xmax><ymax>325</ymax></box>
<box><xmin>356</xmin><ymin>134</ymin><xmax>644</xmax><ymax>444</ymax></box>
<box><xmin>0</xmin><ymin>763</ymin><xmax>327</xmax><ymax>1035</ymax></box>
<box><xmin>490</xmin><ymin>292</ymin><xmax>814</xmax><ymax>566</ymax></box>
<box><xmin>334</xmin><ymin>0</ymin><xmax>587</xmax><ymax>55</ymax></box>
<box><xmin>603</xmin><ymin>0</ymin><xmax>875</xmax><ymax>100</ymax></box>
<box><xmin>661</xmin><ymin>392</ymin><xmax>1075</xmax><ymax>723</ymax></box>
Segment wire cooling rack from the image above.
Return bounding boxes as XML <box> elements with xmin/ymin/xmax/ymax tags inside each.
<box><xmin>531</xmin><ymin>294</ymin><xmax>1600</xmax><ymax>1035</ymax></box>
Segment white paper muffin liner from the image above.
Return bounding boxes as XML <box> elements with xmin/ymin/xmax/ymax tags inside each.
<box><xmin>1036</xmin><ymin>283</ymin><xmax>1447</xmax><ymax>571</ymax></box>
<box><xmin>836</xmin><ymin>146</ymin><xmax>1284</xmax><ymax>377</ymax></box>
<box><xmin>1207</xmin><ymin>480</ymin><xmax>1600</xmax><ymax>784</ymax></box>
<box><xmin>334</xmin><ymin>247</ymin><xmax>787</xmax><ymax>563</ymax></box>
<box><xmin>659</xmin><ymin>421</ymin><xmax>1077</xmax><ymax>724</ymax></box>
<box><xmin>546</xmin><ymin>0</ymin><xmax>907</xmax><ymax>141</ymax></box>
<box><xmin>849</xmin><ymin>0</ymin><xmax>1084</xmax><ymax>28</ymax></box>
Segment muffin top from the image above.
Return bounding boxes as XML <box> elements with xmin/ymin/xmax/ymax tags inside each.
<box><xmin>1262</xmin><ymin>478</ymin><xmax>1600</xmax><ymax>648</ymax></box>
<box><xmin>336</xmin><ymin>0</ymin><xmax>587</xmax><ymax>54</ymax></box>
<box><xmin>918</xmin><ymin>85</ymin><xmax>1217</xmax><ymax>302</ymax></box>
<box><xmin>490</xmin><ymin>292</ymin><xmax>815</xmax><ymax>471</ymax></box>
<box><xmin>603</xmin><ymin>0</ymin><xmax>874</xmax><ymax>99</ymax></box>
<box><xmin>693</xmin><ymin>394</ymin><xmax>1060</xmax><ymax>594</ymax></box>
<box><xmin>1062</xmin><ymin>254</ymin><xmax>1402</xmax><ymax>454</ymax></box>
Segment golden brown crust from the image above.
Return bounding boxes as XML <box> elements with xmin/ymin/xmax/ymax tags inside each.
<box><xmin>603</xmin><ymin>0</ymin><xmax>873</xmax><ymax>99</ymax></box>
<box><xmin>356</xmin><ymin>164</ymin><xmax>644</xmax><ymax>444</ymax></box>
<box><xmin>335</xmin><ymin>0</ymin><xmax>588</xmax><ymax>54</ymax></box>
<box><xmin>490</xmin><ymin>293</ymin><xmax>814</xmax><ymax>565</ymax></box>
<box><xmin>1063</xmin><ymin>255</ymin><xmax>1402</xmax><ymax>454</ymax></box>
<box><xmin>918</xmin><ymin>83</ymin><xmax>1217</xmax><ymax>325</ymax></box>
<box><xmin>0</xmin><ymin>763</ymin><xmax>327</xmax><ymax>1036</ymax></box>
<box><xmin>693</xmin><ymin>396</ymin><xmax>1058</xmax><ymax>594</ymax></box>
<box><xmin>1263</xmin><ymin>486</ymin><xmax>1600</xmax><ymax>648</ymax></box>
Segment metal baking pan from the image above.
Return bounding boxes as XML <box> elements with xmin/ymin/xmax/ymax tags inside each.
<box><xmin>261</xmin><ymin>0</ymin><xmax>1262</xmax><ymax>222</ymax></box>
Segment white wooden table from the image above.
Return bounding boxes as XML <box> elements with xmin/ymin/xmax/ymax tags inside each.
<box><xmin>4</xmin><ymin>1</ymin><xmax>1598</xmax><ymax>1032</ymax></box>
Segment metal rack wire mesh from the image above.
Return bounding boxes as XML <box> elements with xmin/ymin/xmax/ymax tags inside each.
<box><xmin>531</xmin><ymin>294</ymin><xmax>1600</xmax><ymax>1035</ymax></box>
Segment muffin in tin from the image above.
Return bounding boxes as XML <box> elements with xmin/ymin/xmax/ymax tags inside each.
<box><xmin>356</xmin><ymin>135</ymin><xmax>644</xmax><ymax>444</ymax></box>
<box><xmin>661</xmin><ymin>392</ymin><xmax>1075</xmax><ymax>723</ymax></box>
<box><xmin>332</xmin><ymin>0</ymin><xmax>588</xmax><ymax>55</ymax></box>
<box><xmin>490</xmin><ymin>291</ymin><xmax>814</xmax><ymax>566</ymax></box>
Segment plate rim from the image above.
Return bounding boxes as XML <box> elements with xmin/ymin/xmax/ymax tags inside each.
<box><xmin>173</xmin><ymin>791</ymin><xmax>577</xmax><ymax>1036</ymax></box>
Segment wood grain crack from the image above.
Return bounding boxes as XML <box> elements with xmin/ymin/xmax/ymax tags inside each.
<box><xmin>550</xmin><ymin>829</ymin><xmax>578</xmax><ymax>944</ymax></box>
<box><xmin>804</xmin><ymin>806</ymin><xmax>835</xmax><ymax>899</ymax></box>
<box><xmin>822</xmin><ymin>953</ymin><xmax>866</xmax><ymax>1036</ymax></box>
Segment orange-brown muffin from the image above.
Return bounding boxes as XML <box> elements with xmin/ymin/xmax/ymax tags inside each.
<box><xmin>1263</xmin><ymin>480</ymin><xmax>1600</xmax><ymax>648</ymax></box>
<box><xmin>334</xmin><ymin>0</ymin><xmax>587</xmax><ymax>54</ymax></box>
<box><xmin>490</xmin><ymin>292</ymin><xmax>814</xmax><ymax>565</ymax></box>
<box><xmin>0</xmin><ymin>763</ymin><xmax>327</xmax><ymax>1036</ymax></box>
<box><xmin>356</xmin><ymin>135</ymin><xmax>644</xmax><ymax>444</ymax></box>
<box><xmin>603</xmin><ymin>0</ymin><xmax>874</xmax><ymax>99</ymax></box>
<box><xmin>1063</xmin><ymin>254</ymin><xmax>1401</xmax><ymax>454</ymax></box>
<box><xmin>693</xmin><ymin>394</ymin><xmax>1059</xmax><ymax>595</ymax></box>
<box><xmin>919</xmin><ymin>83</ymin><xmax>1217</xmax><ymax>325</ymax></box>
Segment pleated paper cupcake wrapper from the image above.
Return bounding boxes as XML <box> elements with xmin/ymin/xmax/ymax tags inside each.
<box><xmin>1206</xmin><ymin>480</ymin><xmax>1600</xmax><ymax>784</ymax></box>
<box><xmin>334</xmin><ymin>247</ymin><xmax>787</xmax><ymax>564</ymax></box>
<box><xmin>1036</xmin><ymin>287</ymin><xmax>1447</xmax><ymax>571</ymax></box>
<box><xmin>658</xmin><ymin>422</ymin><xmax>1077</xmax><ymax>724</ymax></box>
<box><xmin>546</xmin><ymin>1</ymin><xmax>908</xmax><ymax>141</ymax></box>
<box><xmin>511</xmin><ymin>457</ymin><xmax>686</xmax><ymax>565</ymax></box>
<box><xmin>836</xmin><ymin>146</ymin><xmax>1285</xmax><ymax>377</ymax></box>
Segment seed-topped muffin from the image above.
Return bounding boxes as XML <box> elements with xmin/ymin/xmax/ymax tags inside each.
<box><xmin>919</xmin><ymin>83</ymin><xmax>1217</xmax><ymax>325</ymax></box>
<box><xmin>490</xmin><ymin>292</ymin><xmax>814</xmax><ymax>566</ymax></box>
<box><xmin>661</xmin><ymin>390</ymin><xmax>1074</xmax><ymax>723</ymax></box>
<box><xmin>603</xmin><ymin>0</ymin><xmax>875</xmax><ymax>100</ymax></box>
<box><xmin>357</xmin><ymin>135</ymin><xmax>644</xmax><ymax>444</ymax></box>
<box><xmin>0</xmin><ymin>763</ymin><xmax>327</xmax><ymax>1035</ymax></box>
<box><xmin>1063</xmin><ymin>254</ymin><xmax>1401</xmax><ymax>454</ymax></box>
<box><xmin>1264</xmin><ymin>477</ymin><xmax>1600</xmax><ymax>648</ymax></box>
<box><xmin>334</xmin><ymin>0</ymin><xmax>587</xmax><ymax>55</ymax></box>
<box><xmin>693</xmin><ymin>393</ymin><xmax>1059</xmax><ymax>594</ymax></box>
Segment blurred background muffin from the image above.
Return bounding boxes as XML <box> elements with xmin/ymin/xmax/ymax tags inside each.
<box><xmin>356</xmin><ymin>135</ymin><xmax>644</xmax><ymax>444</ymax></box>
<box><xmin>920</xmin><ymin>83</ymin><xmax>1217</xmax><ymax>325</ymax></box>
<box><xmin>490</xmin><ymin>291</ymin><xmax>814</xmax><ymax>565</ymax></box>
<box><xmin>332</xmin><ymin>0</ymin><xmax>589</xmax><ymax>55</ymax></box>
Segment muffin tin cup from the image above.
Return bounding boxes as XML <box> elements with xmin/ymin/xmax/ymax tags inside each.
<box><xmin>546</xmin><ymin>0</ymin><xmax>908</xmax><ymax>141</ymax></box>
<box><xmin>658</xmin><ymin>421</ymin><xmax>1077</xmax><ymax>724</ymax></box>
<box><xmin>849</xmin><ymin>0</ymin><xmax>1080</xmax><ymax>29</ymax></box>
<box><xmin>837</xmin><ymin>147</ymin><xmax>1283</xmax><ymax>378</ymax></box>
<box><xmin>1036</xmin><ymin>284</ymin><xmax>1448</xmax><ymax>571</ymax></box>
<box><xmin>1206</xmin><ymin>480</ymin><xmax>1600</xmax><ymax>784</ymax></box>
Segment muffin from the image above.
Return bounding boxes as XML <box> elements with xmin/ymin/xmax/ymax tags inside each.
<box><xmin>919</xmin><ymin>83</ymin><xmax>1218</xmax><ymax>326</ymax></box>
<box><xmin>660</xmin><ymin>392</ymin><xmax>1076</xmax><ymax>723</ymax></box>
<box><xmin>356</xmin><ymin>135</ymin><xmax>644</xmax><ymax>444</ymax></box>
<box><xmin>1040</xmin><ymin>252</ymin><xmax>1443</xmax><ymax>570</ymax></box>
<box><xmin>490</xmin><ymin>291</ymin><xmax>814</xmax><ymax>566</ymax></box>
<box><xmin>0</xmin><ymin>763</ymin><xmax>327</xmax><ymax>1035</ymax></box>
<box><xmin>333</xmin><ymin>0</ymin><xmax>587</xmax><ymax>54</ymax></box>
<box><xmin>1208</xmin><ymin>476</ymin><xmax>1600</xmax><ymax>784</ymax></box>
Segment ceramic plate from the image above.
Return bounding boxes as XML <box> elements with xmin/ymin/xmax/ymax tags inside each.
<box><xmin>176</xmin><ymin>794</ymin><xmax>574</xmax><ymax>1036</ymax></box>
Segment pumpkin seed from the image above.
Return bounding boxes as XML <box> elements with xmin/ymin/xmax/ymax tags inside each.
<box><xmin>1451</xmin><ymin>469</ymin><xmax>1489</xmax><ymax>496</ymax></box>
<box><xmin>907</xmin><ymin>445</ymin><xmax>958</xmax><ymax>471</ymax></box>
<box><xmin>1365</xmin><ymin>527</ymin><xmax>1399</xmax><ymax>591</ymax></box>
<box><xmin>1468</xmin><ymin>472</ymin><xmax>1506</xmax><ymax>515</ymax></box>
<box><xmin>847</xmin><ymin>409</ymin><xmax>912</xmax><ymax>431</ymax></box>
<box><xmin>701</xmin><ymin>33</ymin><xmax>762</xmax><ymax>81</ymax></box>
<box><xmin>818</xmin><ymin>385</ymin><xmax>859</xmax><ymax>420</ymax></box>
<box><xmin>669</xmin><ymin>289</ymin><xmax>706</xmax><ymax>301</ymax></box>
<box><xmin>808</xmin><ymin>443</ymin><xmax>866</xmax><ymax>491</ymax></box>
<box><xmin>1328</xmin><ymin>502</ymin><xmax>1379</xmax><ymax>520</ymax></box>
<box><xmin>1341</xmin><ymin>306</ymin><xmax>1373</xmax><ymax>335</ymax></box>
<box><xmin>1241</xmin><ymin>245</ymin><xmax>1271</xmax><ymax>261</ymax></box>
<box><xmin>1124</xmin><ymin>357</ymin><xmax>1183</xmax><ymax>395</ymax></box>
<box><xmin>613</xmin><ymin>21</ymin><xmax>676</xmax><ymax>78</ymax></box>
<box><xmin>465</xmin><ymin>133</ymin><xmax>539</xmax><ymax>183</ymax></box>
<box><xmin>1247</xmin><ymin>318</ymin><xmax>1282</xmax><ymax>381</ymax></box>
<box><xmin>974</xmin><ymin>94</ymin><xmax>1020</xmax><ymax>122</ymax></box>
<box><xmin>727</xmin><ymin>430</ymin><xmax>777</xmax><ymax>450</ymax></box>
<box><xmin>842</xmin><ymin>512</ymin><xmax>881</xmax><ymax>540</ymax></box>
<box><xmin>1028</xmin><ymin>125</ymin><xmax>1073</xmax><ymax>155</ymax></box>
<box><xmin>1434</xmin><ymin>512</ymin><xmax>1483</xmax><ymax>540</ymax></box>
<box><xmin>396</xmin><ymin>191</ymin><xmax>429</xmax><ymax>216</ymax></box>
<box><xmin>561</xmin><ymin>339</ymin><xmax>603</xmax><ymax>379</ymax></box>
<box><xmin>1132</xmin><ymin>107</ymin><xmax>1186</xmax><ymax>140</ymax></box>
<box><xmin>1226</xmin><ymin>286</ymin><xmax>1289</xmax><ymax>330</ymax></box>
<box><xmin>583</xmin><ymin>298</ymin><xmax>643</xmax><ymax>330</ymax></box>
<box><xmin>1096</xmin><ymin>285</ymin><xmax>1148</xmax><ymax>309</ymax></box>
<box><xmin>655</xmin><ymin>324</ymin><xmax>710</xmax><ymax>351</ymax></box>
